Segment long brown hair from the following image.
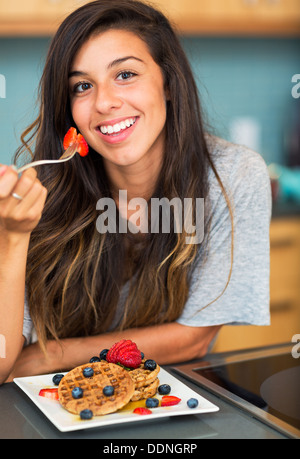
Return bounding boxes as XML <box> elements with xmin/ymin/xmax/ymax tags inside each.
<box><xmin>15</xmin><ymin>0</ymin><xmax>233</xmax><ymax>352</ymax></box>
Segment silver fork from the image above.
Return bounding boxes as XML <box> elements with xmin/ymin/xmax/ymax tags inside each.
<box><xmin>16</xmin><ymin>144</ymin><xmax>78</xmax><ymax>174</ymax></box>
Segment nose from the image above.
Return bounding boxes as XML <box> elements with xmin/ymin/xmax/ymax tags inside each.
<box><xmin>94</xmin><ymin>83</ymin><xmax>122</xmax><ymax>113</ymax></box>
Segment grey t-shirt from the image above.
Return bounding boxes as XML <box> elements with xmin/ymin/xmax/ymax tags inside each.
<box><xmin>176</xmin><ymin>135</ymin><xmax>271</xmax><ymax>327</ymax></box>
<box><xmin>22</xmin><ymin>135</ymin><xmax>271</xmax><ymax>344</ymax></box>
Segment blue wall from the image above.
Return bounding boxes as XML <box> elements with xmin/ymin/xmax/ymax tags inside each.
<box><xmin>0</xmin><ymin>36</ymin><xmax>299</xmax><ymax>166</ymax></box>
<box><xmin>182</xmin><ymin>37</ymin><xmax>300</xmax><ymax>165</ymax></box>
<box><xmin>0</xmin><ymin>38</ymin><xmax>50</xmax><ymax>164</ymax></box>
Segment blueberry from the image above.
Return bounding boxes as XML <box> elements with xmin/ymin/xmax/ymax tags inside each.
<box><xmin>72</xmin><ymin>387</ymin><xmax>83</xmax><ymax>399</ymax></box>
<box><xmin>145</xmin><ymin>397</ymin><xmax>159</xmax><ymax>408</ymax></box>
<box><xmin>144</xmin><ymin>359</ymin><xmax>157</xmax><ymax>371</ymax></box>
<box><xmin>158</xmin><ymin>384</ymin><xmax>171</xmax><ymax>395</ymax></box>
<box><xmin>100</xmin><ymin>349</ymin><xmax>109</xmax><ymax>361</ymax></box>
<box><xmin>89</xmin><ymin>356</ymin><xmax>100</xmax><ymax>363</ymax></box>
<box><xmin>52</xmin><ymin>374</ymin><xmax>64</xmax><ymax>386</ymax></box>
<box><xmin>80</xmin><ymin>409</ymin><xmax>93</xmax><ymax>420</ymax></box>
<box><xmin>103</xmin><ymin>385</ymin><xmax>114</xmax><ymax>397</ymax></box>
<box><xmin>141</xmin><ymin>352</ymin><xmax>145</xmax><ymax>360</ymax></box>
<box><xmin>83</xmin><ymin>367</ymin><xmax>94</xmax><ymax>378</ymax></box>
<box><xmin>187</xmin><ymin>398</ymin><xmax>199</xmax><ymax>409</ymax></box>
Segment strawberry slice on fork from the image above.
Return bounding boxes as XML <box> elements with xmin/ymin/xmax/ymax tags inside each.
<box><xmin>63</xmin><ymin>127</ymin><xmax>89</xmax><ymax>157</ymax></box>
<box><xmin>16</xmin><ymin>127</ymin><xmax>89</xmax><ymax>174</ymax></box>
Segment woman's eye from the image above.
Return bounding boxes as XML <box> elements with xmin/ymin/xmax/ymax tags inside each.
<box><xmin>73</xmin><ymin>82</ymin><xmax>92</xmax><ymax>93</ymax></box>
<box><xmin>116</xmin><ymin>71</ymin><xmax>136</xmax><ymax>81</ymax></box>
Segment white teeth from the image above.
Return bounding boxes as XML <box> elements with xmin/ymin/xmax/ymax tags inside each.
<box><xmin>99</xmin><ymin>117</ymin><xmax>136</xmax><ymax>135</ymax></box>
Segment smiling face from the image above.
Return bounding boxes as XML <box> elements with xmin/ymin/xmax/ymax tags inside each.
<box><xmin>69</xmin><ymin>29</ymin><xmax>168</xmax><ymax>174</ymax></box>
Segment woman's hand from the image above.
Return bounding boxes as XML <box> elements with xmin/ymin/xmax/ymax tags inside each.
<box><xmin>0</xmin><ymin>165</ymin><xmax>47</xmax><ymax>237</ymax></box>
<box><xmin>6</xmin><ymin>342</ymin><xmax>51</xmax><ymax>381</ymax></box>
<box><xmin>6</xmin><ymin>340</ymin><xmax>70</xmax><ymax>382</ymax></box>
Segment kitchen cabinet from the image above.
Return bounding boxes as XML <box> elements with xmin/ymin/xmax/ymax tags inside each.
<box><xmin>0</xmin><ymin>0</ymin><xmax>299</xmax><ymax>36</ymax></box>
<box><xmin>213</xmin><ymin>217</ymin><xmax>300</xmax><ymax>352</ymax></box>
<box><xmin>160</xmin><ymin>0</ymin><xmax>300</xmax><ymax>35</ymax></box>
<box><xmin>0</xmin><ymin>0</ymin><xmax>88</xmax><ymax>35</ymax></box>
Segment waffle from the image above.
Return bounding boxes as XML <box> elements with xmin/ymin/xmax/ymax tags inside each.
<box><xmin>128</xmin><ymin>362</ymin><xmax>160</xmax><ymax>389</ymax></box>
<box><xmin>58</xmin><ymin>361</ymin><xmax>135</xmax><ymax>416</ymax></box>
<box><xmin>131</xmin><ymin>377</ymin><xmax>160</xmax><ymax>402</ymax></box>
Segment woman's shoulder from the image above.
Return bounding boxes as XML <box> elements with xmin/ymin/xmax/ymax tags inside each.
<box><xmin>205</xmin><ymin>133</ymin><xmax>270</xmax><ymax>192</ymax></box>
<box><xmin>206</xmin><ymin>133</ymin><xmax>268</xmax><ymax>173</ymax></box>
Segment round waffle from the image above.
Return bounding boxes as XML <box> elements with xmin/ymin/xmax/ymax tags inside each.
<box><xmin>128</xmin><ymin>362</ymin><xmax>160</xmax><ymax>389</ymax></box>
<box><xmin>58</xmin><ymin>361</ymin><xmax>135</xmax><ymax>416</ymax></box>
<box><xmin>131</xmin><ymin>377</ymin><xmax>160</xmax><ymax>402</ymax></box>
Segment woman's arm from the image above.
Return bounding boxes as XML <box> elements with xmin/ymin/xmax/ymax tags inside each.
<box><xmin>8</xmin><ymin>322</ymin><xmax>221</xmax><ymax>379</ymax></box>
<box><xmin>0</xmin><ymin>166</ymin><xmax>47</xmax><ymax>384</ymax></box>
<box><xmin>0</xmin><ymin>233</ymin><xmax>29</xmax><ymax>383</ymax></box>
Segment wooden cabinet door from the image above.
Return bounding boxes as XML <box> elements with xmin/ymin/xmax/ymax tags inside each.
<box><xmin>157</xmin><ymin>0</ymin><xmax>300</xmax><ymax>35</ymax></box>
<box><xmin>0</xmin><ymin>0</ymin><xmax>299</xmax><ymax>35</ymax></box>
<box><xmin>0</xmin><ymin>0</ymin><xmax>77</xmax><ymax>20</ymax></box>
<box><xmin>0</xmin><ymin>0</ymin><xmax>88</xmax><ymax>35</ymax></box>
<box><xmin>212</xmin><ymin>218</ymin><xmax>300</xmax><ymax>352</ymax></box>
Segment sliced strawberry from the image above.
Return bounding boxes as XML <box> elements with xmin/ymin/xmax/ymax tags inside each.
<box><xmin>108</xmin><ymin>339</ymin><xmax>128</xmax><ymax>360</ymax></box>
<box><xmin>63</xmin><ymin>127</ymin><xmax>77</xmax><ymax>150</ymax></box>
<box><xmin>39</xmin><ymin>388</ymin><xmax>59</xmax><ymax>401</ymax></box>
<box><xmin>106</xmin><ymin>340</ymin><xmax>126</xmax><ymax>363</ymax></box>
<box><xmin>161</xmin><ymin>395</ymin><xmax>181</xmax><ymax>407</ymax></box>
<box><xmin>133</xmin><ymin>407</ymin><xmax>152</xmax><ymax>415</ymax></box>
<box><xmin>106</xmin><ymin>339</ymin><xmax>142</xmax><ymax>369</ymax></box>
<box><xmin>63</xmin><ymin>127</ymin><xmax>89</xmax><ymax>157</ymax></box>
<box><xmin>119</xmin><ymin>351</ymin><xmax>141</xmax><ymax>368</ymax></box>
<box><xmin>77</xmin><ymin>133</ymin><xmax>89</xmax><ymax>157</ymax></box>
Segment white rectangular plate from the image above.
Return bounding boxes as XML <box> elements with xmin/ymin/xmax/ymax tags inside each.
<box><xmin>14</xmin><ymin>368</ymin><xmax>219</xmax><ymax>432</ymax></box>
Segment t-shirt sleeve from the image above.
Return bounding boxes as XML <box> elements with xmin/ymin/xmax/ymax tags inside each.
<box><xmin>23</xmin><ymin>291</ymin><xmax>33</xmax><ymax>346</ymax></box>
<box><xmin>176</xmin><ymin>142</ymin><xmax>272</xmax><ymax>327</ymax></box>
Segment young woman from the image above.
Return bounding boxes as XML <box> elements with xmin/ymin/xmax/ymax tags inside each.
<box><xmin>0</xmin><ymin>0</ymin><xmax>271</xmax><ymax>383</ymax></box>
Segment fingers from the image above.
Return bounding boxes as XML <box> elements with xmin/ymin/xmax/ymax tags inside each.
<box><xmin>0</xmin><ymin>165</ymin><xmax>48</xmax><ymax>234</ymax></box>
<box><xmin>13</xmin><ymin>179</ymin><xmax>48</xmax><ymax>221</ymax></box>
<box><xmin>0</xmin><ymin>166</ymin><xmax>19</xmax><ymax>200</ymax></box>
<box><xmin>11</xmin><ymin>167</ymin><xmax>38</xmax><ymax>204</ymax></box>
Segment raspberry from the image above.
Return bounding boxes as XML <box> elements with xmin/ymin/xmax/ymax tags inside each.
<box><xmin>106</xmin><ymin>339</ymin><xmax>142</xmax><ymax>369</ymax></box>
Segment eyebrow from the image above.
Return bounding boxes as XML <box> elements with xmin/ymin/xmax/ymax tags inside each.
<box><xmin>69</xmin><ymin>56</ymin><xmax>145</xmax><ymax>78</ymax></box>
<box><xmin>108</xmin><ymin>55</ymin><xmax>145</xmax><ymax>69</ymax></box>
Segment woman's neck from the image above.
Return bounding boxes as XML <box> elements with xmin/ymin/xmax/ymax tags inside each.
<box><xmin>104</xmin><ymin>154</ymin><xmax>162</xmax><ymax>204</ymax></box>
